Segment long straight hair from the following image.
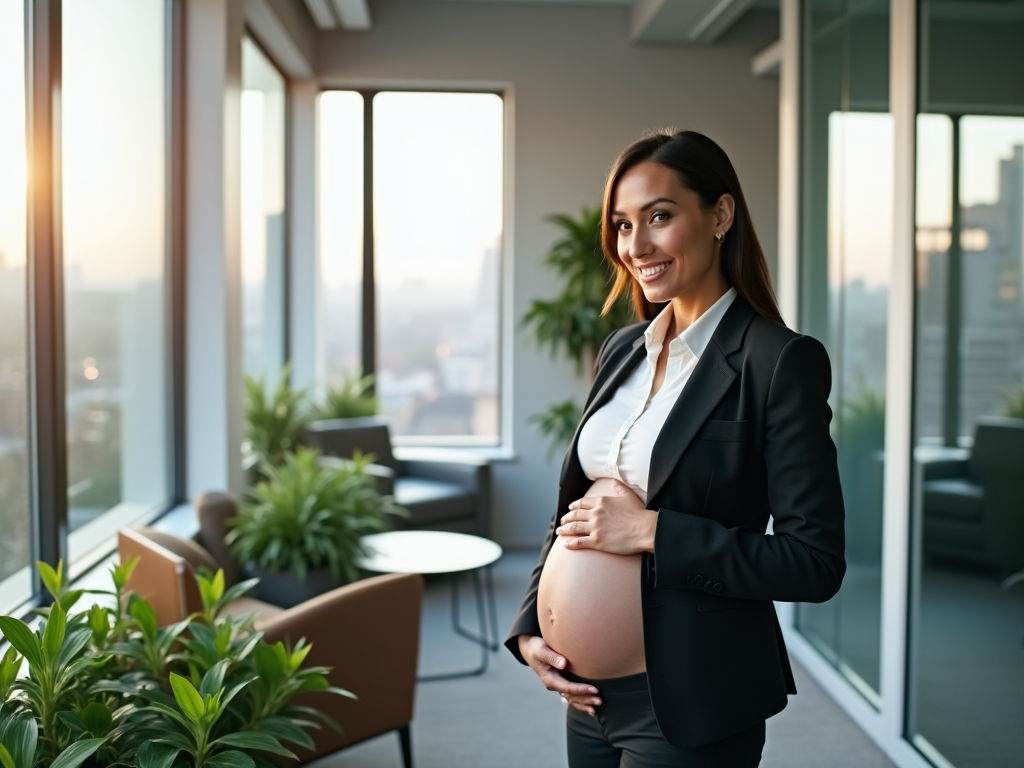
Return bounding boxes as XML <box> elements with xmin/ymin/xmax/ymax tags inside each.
<box><xmin>601</xmin><ymin>130</ymin><xmax>784</xmax><ymax>325</ymax></box>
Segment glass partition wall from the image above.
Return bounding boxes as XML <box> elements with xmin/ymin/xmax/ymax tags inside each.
<box><xmin>796</xmin><ymin>0</ymin><xmax>891</xmax><ymax>706</ymax></box>
<box><xmin>0</xmin><ymin>0</ymin><xmax>32</xmax><ymax>610</ymax></box>
<box><xmin>908</xmin><ymin>1</ymin><xmax>1024</xmax><ymax>765</ymax></box>
<box><xmin>62</xmin><ymin>0</ymin><xmax>171</xmax><ymax>566</ymax></box>
<box><xmin>241</xmin><ymin>37</ymin><xmax>287</xmax><ymax>381</ymax></box>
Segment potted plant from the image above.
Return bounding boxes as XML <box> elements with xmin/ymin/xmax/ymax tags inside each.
<box><xmin>314</xmin><ymin>370</ymin><xmax>377</xmax><ymax>420</ymax></box>
<box><xmin>227</xmin><ymin>448</ymin><xmax>399</xmax><ymax>608</ymax></box>
<box><xmin>243</xmin><ymin>364</ymin><xmax>311</xmax><ymax>483</ymax></box>
<box><xmin>521</xmin><ymin>207</ymin><xmax>633</xmax><ymax>456</ymax></box>
<box><xmin>0</xmin><ymin>559</ymin><xmax>347</xmax><ymax>768</ymax></box>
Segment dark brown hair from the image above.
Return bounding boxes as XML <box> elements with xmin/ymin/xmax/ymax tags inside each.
<box><xmin>600</xmin><ymin>130</ymin><xmax>784</xmax><ymax>325</ymax></box>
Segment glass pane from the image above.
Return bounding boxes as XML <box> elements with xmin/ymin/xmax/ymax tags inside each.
<box><xmin>0</xmin><ymin>0</ymin><xmax>33</xmax><ymax>610</ymax></box>
<box><xmin>241</xmin><ymin>38</ymin><xmax>286</xmax><ymax>379</ymax></box>
<box><xmin>910</xmin><ymin>114</ymin><xmax>1024</xmax><ymax>768</ymax></box>
<box><xmin>63</xmin><ymin>0</ymin><xmax>170</xmax><ymax>563</ymax></box>
<box><xmin>795</xmin><ymin>0</ymin><xmax>890</xmax><ymax>706</ymax></box>
<box><xmin>319</xmin><ymin>91</ymin><xmax>364</xmax><ymax>384</ymax></box>
<box><xmin>373</xmin><ymin>92</ymin><xmax>503</xmax><ymax>444</ymax></box>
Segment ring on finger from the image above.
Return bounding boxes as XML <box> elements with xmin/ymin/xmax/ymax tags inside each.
<box><xmin>561</xmin><ymin>696</ymin><xmax>568</xmax><ymax>704</ymax></box>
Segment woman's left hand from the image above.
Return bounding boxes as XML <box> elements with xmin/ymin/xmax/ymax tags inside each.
<box><xmin>557</xmin><ymin>480</ymin><xmax>659</xmax><ymax>554</ymax></box>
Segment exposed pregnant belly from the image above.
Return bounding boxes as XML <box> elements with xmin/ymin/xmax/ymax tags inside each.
<box><xmin>536</xmin><ymin>478</ymin><xmax>645</xmax><ymax>679</ymax></box>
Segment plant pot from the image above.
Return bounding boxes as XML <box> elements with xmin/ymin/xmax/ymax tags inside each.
<box><xmin>245</xmin><ymin>564</ymin><xmax>344</xmax><ymax>608</ymax></box>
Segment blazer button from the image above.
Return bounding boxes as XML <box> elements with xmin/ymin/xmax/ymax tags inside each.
<box><xmin>692</xmin><ymin>575</ymin><xmax>704</xmax><ymax>586</ymax></box>
<box><xmin>704</xmin><ymin>579</ymin><xmax>713</xmax><ymax>589</ymax></box>
<box><xmin>712</xmin><ymin>583</ymin><xmax>723</xmax><ymax>592</ymax></box>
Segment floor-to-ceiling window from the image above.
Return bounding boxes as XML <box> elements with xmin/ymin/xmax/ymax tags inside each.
<box><xmin>908</xmin><ymin>2</ymin><xmax>1024</xmax><ymax>765</ymax></box>
<box><xmin>241</xmin><ymin>36</ymin><xmax>287</xmax><ymax>380</ymax></box>
<box><xmin>62</xmin><ymin>0</ymin><xmax>171</xmax><ymax>565</ymax></box>
<box><xmin>796</xmin><ymin>0</ymin><xmax>891</xmax><ymax>706</ymax></box>
<box><xmin>319</xmin><ymin>91</ymin><xmax>504</xmax><ymax>444</ymax></box>
<box><xmin>0</xmin><ymin>0</ymin><xmax>32</xmax><ymax>610</ymax></box>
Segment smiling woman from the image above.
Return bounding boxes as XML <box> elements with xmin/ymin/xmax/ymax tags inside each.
<box><xmin>507</xmin><ymin>130</ymin><xmax>846</xmax><ymax>768</ymax></box>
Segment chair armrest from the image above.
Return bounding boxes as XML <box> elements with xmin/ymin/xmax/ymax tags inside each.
<box><xmin>316</xmin><ymin>455</ymin><xmax>396</xmax><ymax>497</ymax></box>
<box><xmin>258</xmin><ymin>572</ymin><xmax>423</xmax><ymax>761</ymax></box>
<box><xmin>395</xmin><ymin>447</ymin><xmax>489</xmax><ymax>487</ymax></box>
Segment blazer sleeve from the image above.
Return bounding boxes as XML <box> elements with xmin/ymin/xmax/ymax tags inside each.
<box><xmin>503</xmin><ymin>327</ymin><xmax>626</xmax><ymax>664</ymax></box>
<box><xmin>651</xmin><ymin>334</ymin><xmax>847</xmax><ymax>603</ymax></box>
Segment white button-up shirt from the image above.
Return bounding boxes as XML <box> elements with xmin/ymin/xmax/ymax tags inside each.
<box><xmin>577</xmin><ymin>287</ymin><xmax>737</xmax><ymax>504</ymax></box>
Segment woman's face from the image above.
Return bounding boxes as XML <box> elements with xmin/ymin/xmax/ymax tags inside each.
<box><xmin>611</xmin><ymin>161</ymin><xmax>732</xmax><ymax>307</ymax></box>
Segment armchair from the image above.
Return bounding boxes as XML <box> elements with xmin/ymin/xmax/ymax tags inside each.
<box><xmin>921</xmin><ymin>415</ymin><xmax>1024</xmax><ymax>576</ymax></box>
<box><xmin>117</xmin><ymin>517</ymin><xmax>423</xmax><ymax>767</ymax></box>
<box><xmin>305</xmin><ymin>416</ymin><xmax>492</xmax><ymax>536</ymax></box>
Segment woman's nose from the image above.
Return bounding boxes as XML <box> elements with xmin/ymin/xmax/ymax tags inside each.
<box><xmin>629</xmin><ymin>226</ymin><xmax>654</xmax><ymax>259</ymax></box>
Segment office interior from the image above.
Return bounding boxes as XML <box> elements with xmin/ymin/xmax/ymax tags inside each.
<box><xmin>0</xmin><ymin>0</ymin><xmax>1021</xmax><ymax>767</ymax></box>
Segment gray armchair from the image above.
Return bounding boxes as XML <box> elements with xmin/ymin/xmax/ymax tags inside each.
<box><xmin>922</xmin><ymin>416</ymin><xmax>1024</xmax><ymax>576</ymax></box>
<box><xmin>305</xmin><ymin>416</ymin><xmax>492</xmax><ymax>537</ymax></box>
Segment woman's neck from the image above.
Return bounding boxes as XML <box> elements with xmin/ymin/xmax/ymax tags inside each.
<box><xmin>665</xmin><ymin>274</ymin><xmax>730</xmax><ymax>337</ymax></box>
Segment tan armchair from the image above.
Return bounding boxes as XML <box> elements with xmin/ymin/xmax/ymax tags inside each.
<box><xmin>117</xmin><ymin>513</ymin><xmax>422</xmax><ymax>767</ymax></box>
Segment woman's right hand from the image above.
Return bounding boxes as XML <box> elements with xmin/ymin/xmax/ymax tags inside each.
<box><xmin>518</xmin><ymin>635</ymin><xmax>602</xmax><ymax>715</ymax></box>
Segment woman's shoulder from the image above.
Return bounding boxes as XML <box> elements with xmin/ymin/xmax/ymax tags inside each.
<box><xmin>597</xmin><ymin>321</ymin><xmax>649</xmax><ymax>366</ymax></box>
<box><xmin>743</xmin><ymin>313</ymin><xmax>830</xmax><ymax>374</ymax></box>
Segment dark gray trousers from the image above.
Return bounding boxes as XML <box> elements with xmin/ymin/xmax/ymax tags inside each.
<box><xmin>564</xmin><ymin>671</ymin><xmax>765</xmax><ymax>768</ymax></box>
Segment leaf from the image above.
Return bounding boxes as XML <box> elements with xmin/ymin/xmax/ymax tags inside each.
<box><xmin>81</xmin><ymin>702</ymin><xmax>113</xmax><ymax>737</ymax></box>
<box><xmin>130</xmin><ymin>599</ymin><xmax>158</xmax><ymax>639</ymax></box>
<box><xmin>0</xmin><ymin>745</ymin><xmax>14</xmax><ymax>768</ymax></box>
<box><xmin>253</xmin><ymin>717</ymin><xmax>314</xmax><ymax>750</ymax></box>
<box><xmin>112</xmin><ymin>556</ymin><xmax>140</xmax><ymax>591</ymax></box>
<box><xmin>57</xmin><ymin>628</ymin><xmax>92</xmax><ymax>668</ymax></box>
<box><xmin>0</xmin><ymin>618</ymin><xmax>42</xmax><ymax>669</ymax></box>
<box><xmin>204</xmin><ymin>751</ymin><xmax>255</xmax><ymax>768</ymax></box>
<box><xmin>36</xmin><ymin>561</ymin><xmax>62</xmax><ymax>601</ymax></box>
<box><xmin>199</xmin><ymin>659</ymin><xmax>229</xmax><ymax>698</ymax></box>
<box><xmin>0</xmin><ymin>713</ymin><xmax>38</xmax><ymax>768</ymax></box>
<box><xmin>49</xmin><ymin>739</ymin><xmax>105</xmax><ymax>768</ymax></box>
<box><xmin>168</xmin><ymin>673</ymin><xmax>205</xmax><ymax>721</ymax></box>
<box><xmin>134</xmin><ymin>742</ymin><xmax>180</xmax><ymax>768</ymax></box>
<box><xmin>214</xmin><ymin>733</ymin><xmax>296</xmax><ymax>759</ymax></box>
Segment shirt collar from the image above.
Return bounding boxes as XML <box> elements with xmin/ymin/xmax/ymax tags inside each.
<box><xmin>643</xmin><ymin>287</ymin><xmax>738</xmax><ymax>359</ymax></box>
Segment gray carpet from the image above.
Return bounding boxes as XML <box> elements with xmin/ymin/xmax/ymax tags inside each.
<box><xmin>311</xmin><ymin>552</ymin><xmax>896</xmax><ymax>768</ymax></box>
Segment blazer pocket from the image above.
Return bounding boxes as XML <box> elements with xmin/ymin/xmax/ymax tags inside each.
<box><xmin>696</xmin><ymin>419</ymin><xmax>750</xmax><ymax>442</ymax></box>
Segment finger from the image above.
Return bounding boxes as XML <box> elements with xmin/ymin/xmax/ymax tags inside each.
<box><xmin>563</xmin><ymin>694</ymin><xmax>603</xmax><ymax>707</ymax></box>
<box><xmin>556</xmin><ymin>520</ymin><xmax>592</xmax><ymax>538</ymax></box>
<box><xmin>567</xmin><ymin>497</ymin><xmax>594</xmax><ymax>512</ymax></box>
<box><xmin>562</xmin><ymin>534</ymin><xmax>594</xmax><ymax>550</ymax></box>
<box><xmin>542</xmin><ymin>648</ymin><xmax>567</xmax><ymax>670</ymax></box>
<box><xmin>567</xmin><ymin>699</ymin><xmax>597</xmax><ymax>715</ymax></box>
<box><xmin>540</xmin><ymin>669</ymin><xmax>599</xmax><ymax>695</ymax></box>
<box><xmin>609</xmin><ymin>480</ymin><xmax>629</xmax><ymax>496</ymax></box>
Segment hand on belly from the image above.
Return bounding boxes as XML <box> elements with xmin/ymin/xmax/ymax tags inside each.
<box><xmin>537</xmin><ymin>478</ymin><xmax>646</xmax><ymax>679</ymax></box>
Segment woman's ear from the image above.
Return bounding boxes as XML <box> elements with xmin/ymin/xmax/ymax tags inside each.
<box><xmin>716</xmin><ymin>194</ymin><xmax>736</xmax><ymax>234</ymax></box>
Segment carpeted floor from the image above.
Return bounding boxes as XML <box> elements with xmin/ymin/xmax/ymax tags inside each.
<box><xmin>312</xmin><ymin>552</ymin><xmax>896</xmax><ymax>768</ymax></box>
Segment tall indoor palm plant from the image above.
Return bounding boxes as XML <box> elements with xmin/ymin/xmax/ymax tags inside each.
<box><xmin>521</xmin><ymin>207</ymin><xmax>633</xmax><ymax>455</ymax></box>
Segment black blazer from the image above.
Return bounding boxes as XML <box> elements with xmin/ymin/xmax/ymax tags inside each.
<box><xmin>506</xmin><ymin>297</ymin><xmax>846</xmax><ymax>748</ymax></box>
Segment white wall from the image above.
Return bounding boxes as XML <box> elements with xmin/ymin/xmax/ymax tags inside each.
<box><xmin>315</xmin><ymin>0</ymin><xmax>780</xmax><ymax>548</ymax></box>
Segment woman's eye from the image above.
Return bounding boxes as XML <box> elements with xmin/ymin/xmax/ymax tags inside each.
<box><xmin>615</xmin><ymin>220</ymin><xmax>631</xmax><ymax>232</ymax></box>
<box><xmin>651</xmin><ymin>211</ymin><xmax>670</xmax><ymax>223</ymax></box>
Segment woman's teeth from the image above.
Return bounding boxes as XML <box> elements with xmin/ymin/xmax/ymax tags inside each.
<box><xmin>639</xmin><ymin>263</ymin><xmax>669</xmax><ymax>277</ymax></box>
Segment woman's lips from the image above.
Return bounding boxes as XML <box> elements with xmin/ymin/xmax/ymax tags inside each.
<box><xmin>636</xmin><ymin>261</ymin><xmax>671</xmax><ymax>283</ymax></box>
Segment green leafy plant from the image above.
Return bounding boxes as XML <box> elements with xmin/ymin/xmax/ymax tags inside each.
<box><xmin>528</xmin><ymin>400</ymin><xmax>582</xmax><ymax>459</ymax></box>
<box><xmin>228</xmin><ymin>448</ymin><xmax>399</xmax><ymax>584</ymax></box>
<box><xmin>521</xmin><ymin>207</ymin><xmax>633</xmax><ymax>456</ymax></box>
<box><xmin>521</xmin><ymin>207</ymin><xmax>634</xmax><ymax>376</ymax></box>
<box><xmin>314</xmin><ymin>370</ymin><xmax>377</xmax><ymax>420</ymax></box>
<box><xmin>840</xmin><ymin>380</ymin><xmax>886</xmax><ymax>450</ymax></box>
<box><xmin>1001</xmin><ymin>387</ymin><xmax>1024</xmax><ymax>418</ymax></box>
<box><xmin>243</xmin><ymin>364</ymin><xmax>311</xmax><ymax>474</ymax></box>
<box><xmin>0</xmin><ymin>561</ymin><xmax>348</xmax><ymax>768</ymax></box>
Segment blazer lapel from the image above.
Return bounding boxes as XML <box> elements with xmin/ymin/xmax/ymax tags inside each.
<box><xmin>645</xmin><ymin>299</ymin><xmax>756</xmax><ymax>504</ymax></box>
<box><xmin>559</xmin><ymin>336</ymin><xmax>647</xmax><ymax>486</ymax></box>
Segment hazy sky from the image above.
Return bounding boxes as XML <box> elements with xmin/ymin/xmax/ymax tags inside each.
<box><xmin>319</xmin><ymin>91</ymin><xmax>504</xmax><ymax>289</ymax></box>
<box><xmin>61</xmin><ymin>0</ymin><xmax>165</xmax><ymax>290</ymax></box>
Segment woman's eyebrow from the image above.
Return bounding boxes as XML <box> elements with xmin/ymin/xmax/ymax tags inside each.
<box><xmin>611</xmin><ymin>197</ymin><xmax>677</xmax><ymax>217</ymax></box>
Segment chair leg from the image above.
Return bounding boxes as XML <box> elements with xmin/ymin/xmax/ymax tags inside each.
<box><xmin>398</xmin><ymin>725</ymin><xmax>413</xmax><ymax>768</ymax></box>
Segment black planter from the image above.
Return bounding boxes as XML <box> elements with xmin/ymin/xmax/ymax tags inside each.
<box><xmin>245</xmin><ymin>564</ymin><xmax>343</xmax><ymax>608</ymax></box>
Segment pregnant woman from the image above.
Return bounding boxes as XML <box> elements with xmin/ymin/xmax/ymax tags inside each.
<box><xmin>506</xmin><ymin>130</ymin><xmax>846</xmax><ymax>767</ymax></box>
